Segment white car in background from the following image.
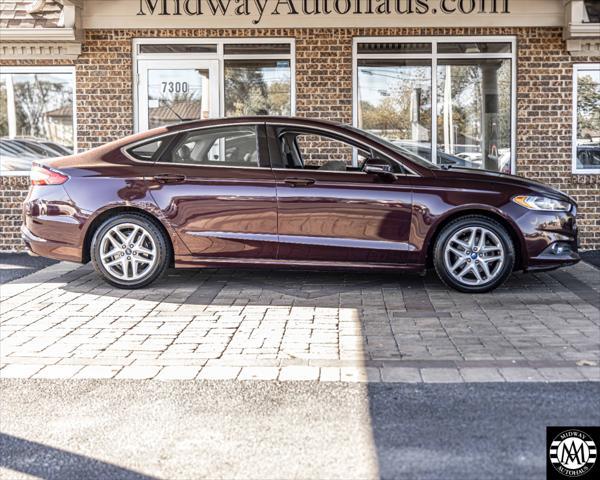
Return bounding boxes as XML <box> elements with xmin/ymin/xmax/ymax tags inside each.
<box><xmin>0</xmin><ymin>138</ymin><xmax>72</xmax><ymax>174</ymax></box>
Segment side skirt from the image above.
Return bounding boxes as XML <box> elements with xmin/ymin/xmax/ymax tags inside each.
<box><xmin>174</xmin><ymin>255</ymin><xmax>424</xmax><ymax>272</ymax></box>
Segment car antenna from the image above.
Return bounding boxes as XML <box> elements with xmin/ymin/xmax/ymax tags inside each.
<box><xmin>159</xmin><ymin>99</ymin><xmax>184</xmax><ymax>122</ymax></box>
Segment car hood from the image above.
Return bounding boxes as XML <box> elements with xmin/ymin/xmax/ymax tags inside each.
<box><xmin>433</xmin><ymin>167</ymin><xmax>576</xmax><ymax>204</ymax></box>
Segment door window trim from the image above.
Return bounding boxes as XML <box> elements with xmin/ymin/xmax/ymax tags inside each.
<box><xmin>266</xmin><ymin>123</ymin><xmax>419</xmax><ymax>176</ymax></box>
<box><xmin>130</xmin><ymin>123</ymin><xmax>270</xmax><ymax>170</ymax></box>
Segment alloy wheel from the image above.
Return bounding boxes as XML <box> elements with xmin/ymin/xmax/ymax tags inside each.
<box><xmin>443</xmin><ymin>226</ymin><xmax>505</xmax><ymax>286</ymax></box>
<box><xmin>99</xmin><ymin>223</ymin><xmax>157</xmax><ymax>281</ymax></box>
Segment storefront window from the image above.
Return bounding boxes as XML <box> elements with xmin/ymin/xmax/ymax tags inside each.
<box><xmin>573</xmin><ymin>64</ymin><xmax>600</xmax><ymax>173</ymax></box>
<box><xmin>437</xmin><ymin>59</ymin><xmax>512</xmax><ymax>172</ymax></box>
<box><xmin>355</xmin><ymin>38</ymin><xmax>515</xmax><ymax>173</ymax></box>
<box><xmin>0</xmin><ymin>68</ymin><xmax>75</xmax><ymax>175</ymax></box>
<box><xmin>135</xmin><ymin>40</ymin><xmax>294</xmax><ymax>131</ymax></box>
<box><xmin>357</xmin><ymin>59</ymin><xmax>432</xmax><ymax>159</ymax></box>
<box><xmin>224</xmin><ymin>60</ymin><xmax>291</xmax><ymax>116</ymax></box>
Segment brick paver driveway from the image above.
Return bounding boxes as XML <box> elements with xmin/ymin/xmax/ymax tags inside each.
<box><xmin>1</xmin><ymin>261</ymin><xmax>599</xmax><ymax>383</ymax></box>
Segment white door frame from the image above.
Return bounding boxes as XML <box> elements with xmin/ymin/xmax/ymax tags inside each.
<box><xmin>136</xmin><ymin>59</ymin><xmax>219</xmax><ymax>132</ymax></box>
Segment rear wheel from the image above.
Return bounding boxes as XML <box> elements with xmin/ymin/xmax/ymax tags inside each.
<box><xmin>433</xmin><ymin>215</ymin><xmax>515</xmax><ymax>293</ymax></box>
<box><xmin>91</xmin><ymin>213</ymin><xmax>169</xmax><ymax>289</ymax></box>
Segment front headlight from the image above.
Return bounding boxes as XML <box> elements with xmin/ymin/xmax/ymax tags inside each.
<box><xmin>512</xmin><ymin>195</ymin><xmax>571</xmax><ymax>212</ymax></box>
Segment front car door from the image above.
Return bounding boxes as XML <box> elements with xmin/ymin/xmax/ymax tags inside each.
<box><xmin>142</xmin><ymin>123</ymin><xmax>279</xmax><ymax>263</ymax></box>
<box><xmin>266</xmin><ymin>123</ymin><xmax>413</xmax><ymax>265</ymax></box>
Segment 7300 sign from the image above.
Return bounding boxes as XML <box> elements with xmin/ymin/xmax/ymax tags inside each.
<box><xmin>162</xmin><ymin>81</ymin><xmax>189</xmax><ymax>94</ymax></box>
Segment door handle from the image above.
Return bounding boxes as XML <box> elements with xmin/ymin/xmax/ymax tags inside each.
<box><xmin>153</xmin><ymin>174</ymin><xmax>186</xmax><ymax>184</ymax></box>
<box><xmin>284</xmin><ymin>177</ymin><xmax>315</xmax><ymax>187</ymax></box>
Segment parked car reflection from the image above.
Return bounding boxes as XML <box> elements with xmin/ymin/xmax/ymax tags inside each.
<box><xmin>577</xmin><ymin>144</ymin><xmax>600</xmax><ymax>169</ymax></box>
<box><xmin>393</xmin><ymin>142</ymin><xmax>511</xmax><ymax>173</ymax></box>
<box><xmin>0</xmin><ymin>137</ymin><xmax>72</xmax><ymax>173</ymax></box>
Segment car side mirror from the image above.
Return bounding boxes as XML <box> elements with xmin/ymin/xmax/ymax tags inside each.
<box><xmin>364</xmin><ymin>160</ymin><xmax>396</xmax><ymax>181</ymax></box>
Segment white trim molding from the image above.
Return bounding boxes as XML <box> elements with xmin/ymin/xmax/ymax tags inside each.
<box><xmin>572</xmin><ymin>63</ymin><xmax>600</xmax><ymax>175</ymax></box>
<box><xmin>0</xmin><ymin>0</ymin><xmax>83</xmax><ymax>59</ymax></box>
<box><xmin>0</xmin><ymin>41</ymin><xmax>81</xmax><ymax>60</ymax></box>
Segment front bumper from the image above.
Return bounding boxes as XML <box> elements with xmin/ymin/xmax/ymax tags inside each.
<box><xmin>525</xmin><ymin>244</ymin><xmax>580</xmax><ymax>272</ymax></box>
<box><xmin>516</xmin><ymin>206</ymin><xmax>580</xmax><ymax>272</ymax></box>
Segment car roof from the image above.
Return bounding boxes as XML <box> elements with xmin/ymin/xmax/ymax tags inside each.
<box><xmin>161</xmin><ymin>116</ymin><xmax>347</xmax><ymax>133</ymax></box>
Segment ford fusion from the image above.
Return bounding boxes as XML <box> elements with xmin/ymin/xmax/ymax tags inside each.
<box><xmin>22</xmin><ymin>117</ymin><xmax>579</xmax><ymax>293</ymax></box>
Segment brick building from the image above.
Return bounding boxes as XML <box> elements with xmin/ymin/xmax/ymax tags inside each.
<box><xmin>1</xmin><ymin>0</ymin><xmax>599</xmax><ymax>251</ymax></box>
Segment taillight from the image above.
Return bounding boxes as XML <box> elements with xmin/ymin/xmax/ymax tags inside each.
<box><xmin>30</xmin><ymin>164</ymin><xmax>69</xmax><ymax>186</ymax></box>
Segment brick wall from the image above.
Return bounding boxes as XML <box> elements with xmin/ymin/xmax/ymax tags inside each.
<box><xmin>0</xmin><ymin>176</ymin><xmax>29</xmax><ymax>251</ymax></box>
<box><xmin>1</xmin><ymin>27</ymin><xmax>599</xmax><ymax>251</ymax></box>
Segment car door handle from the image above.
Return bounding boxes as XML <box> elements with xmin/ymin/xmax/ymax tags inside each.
<box><xmin>284</xmin><ymin>177</ymin><xmax>315</xmax><ymax>187</ymax></box>
<box><xmin>153</xmin><ymin>174</ymin><xmax>186</xmax><ymax>184</ymax></box>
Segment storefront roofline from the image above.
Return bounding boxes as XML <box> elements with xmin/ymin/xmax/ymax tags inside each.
<box><xmin>0</xmin><ymin>27</ymin><xmax>78</xmax><ymax>41</ymax></box>
<box><xmin>82</xmin><ymin>0</ymin><xmax>565</xmax><ymax>29</ymax></box>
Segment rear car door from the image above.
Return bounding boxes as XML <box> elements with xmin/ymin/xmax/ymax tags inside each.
<box><xmin>143</xmin><ymin>123</ymin><xmax>279</xmax><ymax>261</ymax></box>
<box><xmin>267</xmin><ymin>125</ymin><xmax>413</xmax><ymax>265</ymax></box>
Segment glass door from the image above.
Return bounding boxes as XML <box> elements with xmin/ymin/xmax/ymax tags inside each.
<box><xmin>137</xmin><ymin>60</ymin><xmax>219</xmax><ymax>131</ymax></box>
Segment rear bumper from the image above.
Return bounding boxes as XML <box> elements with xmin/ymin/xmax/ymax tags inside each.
<box><xmin>21</xmin><ymin>224</ymin><xmax>83</xmax><ymax>263</ymax></box>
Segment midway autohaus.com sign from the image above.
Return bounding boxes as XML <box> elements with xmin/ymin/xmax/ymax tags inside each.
<box><xmin>136</xmin><ymin>0</ymin><xmax>511</xmax><ymax>24</ymax></box>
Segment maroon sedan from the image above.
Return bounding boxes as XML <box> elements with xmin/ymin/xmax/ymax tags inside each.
<box><xmin>22</xmin><ymin>117</ymin><xmax>579</xmax><ymax>293</ymax></box>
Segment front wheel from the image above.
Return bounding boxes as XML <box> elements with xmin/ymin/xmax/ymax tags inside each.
<box><xmin>90</xmin><ymin>213</ymin><xmax>170</xmax><ymax>289</ymax></box>
<box><xmin>433</xmin><ymin>216</ymin><xmax>515</xmax><ymax>293</ymax></box>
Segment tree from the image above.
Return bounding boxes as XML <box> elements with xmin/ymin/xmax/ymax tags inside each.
<box><xmin>577</xmin><ymin>73</ymin><xmax>600</xmax><ymax>139</ymax></box>
<box><xmin>14</xmin><ymin>75</ymin><xmax>71</xmax><ymax>139</ymax></box>
<box><xmin>224</xmin><ymin>64</ymin><xmax>291</xmax><ymax>116</ymax></box>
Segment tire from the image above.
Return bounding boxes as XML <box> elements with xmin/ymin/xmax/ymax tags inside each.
<box><xmin>433</xmin><ymin>215</ymin><xmax>515</xmax><ymax>293</ymax></box>
<box><xmin>90</xmin><ymin>213</ymin><xmax>170</xmax><ymax>289</ymax></box>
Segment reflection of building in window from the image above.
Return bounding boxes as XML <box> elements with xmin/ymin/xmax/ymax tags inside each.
<box><xmin>149</xmin><ymin>101</ymin><xmax>203</xmax><ymax>126</ymax></box>
<box><xmin>44</xmin><ymin>105</ymin><xmax>74</xmax><ymax>148</ymax></box>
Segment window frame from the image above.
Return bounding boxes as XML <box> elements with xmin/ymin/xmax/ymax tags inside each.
<box><xmin>352</xmin><ymin>36</ymin><xmax>517</xmax><ymax>174</ymax></box>
<box><xmin>127</xmin><ymin>123</ymin><xmax>270</xmax><ymax>170</ymax></box>
<box><xmin>266</xmin><ymin>124</ymin><xmax>418</xmax><ymax>176</ymax></box>
<box><xmin>0</xmin><ymin>65</ymin><xmax>77</xmax><ymax>176</ymax></box>
<box><xmin>572</xmin><ymin>63</ymin><xmax>600</xmax><ymax>175</ymax></box>
<box><xmin>132</xmin><ymin>38</ymin><xmax>296</xmax><ymax>133</ymax></box>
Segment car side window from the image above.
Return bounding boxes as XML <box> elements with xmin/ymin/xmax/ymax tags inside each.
<box><xmin>128</xmin><ymin>139</ymin><xmax>163</xmax><ymax>161</ymax></box>
<box><xmin>278</xmin><ymin>131</ymin><xmax>370</xmax><ymax>172</ymax></box>
<box><xmin>165</xmin><ymin>126</ymin><xmax>260</xmax><ymax>168</ymax></box>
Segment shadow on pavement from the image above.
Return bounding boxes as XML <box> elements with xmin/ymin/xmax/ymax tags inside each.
<box><xmin>0</xmin><ymin>432</ymin><xmax>158</xmax><ymax>480</ymax></box>
<box><xmin>0</xmin><ymin>253</ymin><xmax>58</xmax><ymax>283</ymax></box>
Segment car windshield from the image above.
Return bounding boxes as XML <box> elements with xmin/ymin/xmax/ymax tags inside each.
<box><xmin>345</xmin><ymin>126</ymin><xmax>440</xmax><ymax>169</ymax></box>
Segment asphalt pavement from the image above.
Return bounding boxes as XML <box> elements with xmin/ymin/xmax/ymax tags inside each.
<box><xmin>0</xmin><ymin>253</ymin><xmax>57</xmax><ymax>283</ymax></box>
<box><xmin>1</xmin><ymin>380</ymin><xmax>599</xmax><ymax>480</ymax></box>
